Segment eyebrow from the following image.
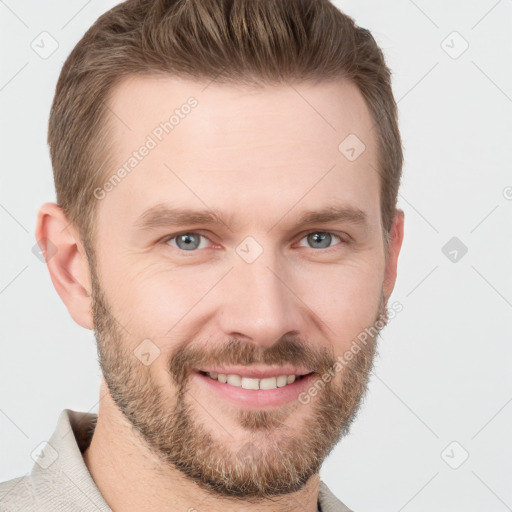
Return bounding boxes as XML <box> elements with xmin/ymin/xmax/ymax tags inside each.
<box><xmin>134</xmin><ymin>203</ymin><xmax>370</xmax><ymax>233</ymax></box>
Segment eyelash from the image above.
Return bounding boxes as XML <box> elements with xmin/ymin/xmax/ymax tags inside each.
<box><xmin>161</xmin><ymin>231</ymin><xmax>348</xmax><ymax>254</ymax></box>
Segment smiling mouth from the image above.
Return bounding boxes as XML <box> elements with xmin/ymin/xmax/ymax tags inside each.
<box><xmin>198</xmin><ymin>370</ymin><xmax>313</xmax><ymax>390</ymax></box>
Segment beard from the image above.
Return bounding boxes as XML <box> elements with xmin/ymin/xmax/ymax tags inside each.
<box><xmin>89</xmin><ymin>263</ymin><xmax>387</xmax><ymax>500</ymax></box>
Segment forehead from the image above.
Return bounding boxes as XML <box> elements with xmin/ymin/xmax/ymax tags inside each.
<box><xmin>98</xmin><ymin>75</ymin><xmax>380</xmax><ymax>231</ymax></box>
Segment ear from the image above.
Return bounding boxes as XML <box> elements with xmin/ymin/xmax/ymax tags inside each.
<box><xmin>383</xmin><ymin>208</ymin><xmax>405</xmax><ymax>301</ymax></box>
<box><xmin>35</xmin><ymin>202</ymin><xmax>94</xmax><ymax>330</ymax></box>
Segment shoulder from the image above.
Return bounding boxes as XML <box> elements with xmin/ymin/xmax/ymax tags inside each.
<box><xmin>0</xmin><ymin>409</ymin><xmax>101</xmax><ymax>512</ymax></box>
<box><xmin>318</xmin><ymin>480</ymin><xmax>356</xmax><ymax>512</ymax></box>
<box><xmin>0</xmin><ymin>475</ymin><xmax>40</xmax><ymax>511</ymax></box>
<box><xmin>0</xmin><ymin>465</ymin><xmax>92</xmax><ymax>512</ymax></box>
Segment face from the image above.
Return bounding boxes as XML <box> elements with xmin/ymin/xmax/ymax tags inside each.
<box><xmin>89</xmin><ymin>75</ymin><xmax>392</xmax><ymax>498</ymax></box>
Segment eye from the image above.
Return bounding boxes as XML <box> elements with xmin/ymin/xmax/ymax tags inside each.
<box><xmin>161</xmin><ymin>230</ymin><xmax>346</xmax><ymax>254</ymax></box>
<box><xmin>297</xmin><ymin>231</ymin><xmax>344</xmax><ymax>250</ymax></box>
<box><xmin>164</xmin><ymin>232</ymin><xmax>212</xmax><ymax>251</ymax></box>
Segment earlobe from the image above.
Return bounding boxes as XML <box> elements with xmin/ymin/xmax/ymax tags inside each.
<box><xmin>383</xmin><ymin>208</ymin><xmax>405</xmax><ymax>301</ymax></box>
<box><xmin>35</xmin><ymin>202</ymin><xmax>94</xmax><ymax>330</ymax></box>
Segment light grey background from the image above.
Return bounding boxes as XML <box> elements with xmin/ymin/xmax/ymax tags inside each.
<box><xmin>1</xmin><ymin>1</ymin><xmax>511</xmax><ymax>511</ymax></box>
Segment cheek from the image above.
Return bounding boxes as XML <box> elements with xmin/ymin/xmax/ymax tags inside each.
<box><xmin>295</xmin><ymin>260</ymin><xmax>384</xmax><ymax>343</ymax></box>
<box><xmin>106</xmin><ymin>260</ymin><xmax>222</xmax><ymax>340</ymax></box>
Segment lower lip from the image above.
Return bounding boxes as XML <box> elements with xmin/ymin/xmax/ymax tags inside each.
<box><xmin>193</xmin><ymin>371</ymin><xmax>317</xmax><ymax>408</ymax></box>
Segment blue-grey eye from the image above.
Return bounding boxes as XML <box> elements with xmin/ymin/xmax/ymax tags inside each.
<box><xmin>299</xmin><ymin>232</ymin><xmax>342</xmax><ymax>249</ymax></box>
<box><xmin>166</xmin><ymin>232</ymin><xmax>209</xmax><ymax>251</ymax></box>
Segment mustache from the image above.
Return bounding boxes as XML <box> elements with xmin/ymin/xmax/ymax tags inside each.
<box><xmin>169</xmin><ymin>335</ymin><xmax>337</xmax><ymax>386</ymax></box>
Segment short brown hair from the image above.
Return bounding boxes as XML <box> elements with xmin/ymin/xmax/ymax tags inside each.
<box><xmin>48</xmin><ymin>0</ymin><xmax>402</xmax><ymax>258</ymax></box>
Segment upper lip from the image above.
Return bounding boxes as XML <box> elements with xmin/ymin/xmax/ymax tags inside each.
<box><xmin>195</xmin><ymin>366</ymin><xmax>313</xmax><ymax>379</ymax></box>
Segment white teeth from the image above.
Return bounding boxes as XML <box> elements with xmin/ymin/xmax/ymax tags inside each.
<box><xmin>259</xmin><ymin>377</ymin><xmax>277</xmax><ymax>390</ymax></box>
<box><xmin>276</xmin><ymin>375</ymin><xmax>288</xmax><ymax>387</ymax></box>
<box><xmin>226</xmin><ymin>374</ymin><xmax>241</xmax><ymax>387</ymax></box>
<box><xmin>241</xmin><ymin>377</ymin><xmax>259</xmax><ymax>390</ymax></box>
<box><xmin>206</xmin><ymin>372</ymin><xmax>303</xmax><ymax>390</ymax></box>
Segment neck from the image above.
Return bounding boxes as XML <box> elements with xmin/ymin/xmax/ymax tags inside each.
<box><xmin>83</xmin><ymin>381</ymin><xmax>320</xmax><ymax>512</ymax></box>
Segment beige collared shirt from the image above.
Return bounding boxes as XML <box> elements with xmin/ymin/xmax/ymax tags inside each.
<box><xmin>0</xmin><ymin>409</ymin><xmax>353</xmax><ymax>511</ymax></box>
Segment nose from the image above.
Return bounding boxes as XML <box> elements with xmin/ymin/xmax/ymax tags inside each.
<box><xmin>215</xmin><ymin>248</ymin><xmax>307</xmax><ymax>348</ymax></box>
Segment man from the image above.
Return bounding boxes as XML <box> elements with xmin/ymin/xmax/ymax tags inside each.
<box><xmin>0</xmin><ymin>0</ymin><xmax>404</xmax><ymax>510</ymax></box>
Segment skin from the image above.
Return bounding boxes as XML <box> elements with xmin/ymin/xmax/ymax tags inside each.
<box><xmin>36</xmin><ymin>75</ymin><xmax>404</xmax><ymax>512</ymax></box>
